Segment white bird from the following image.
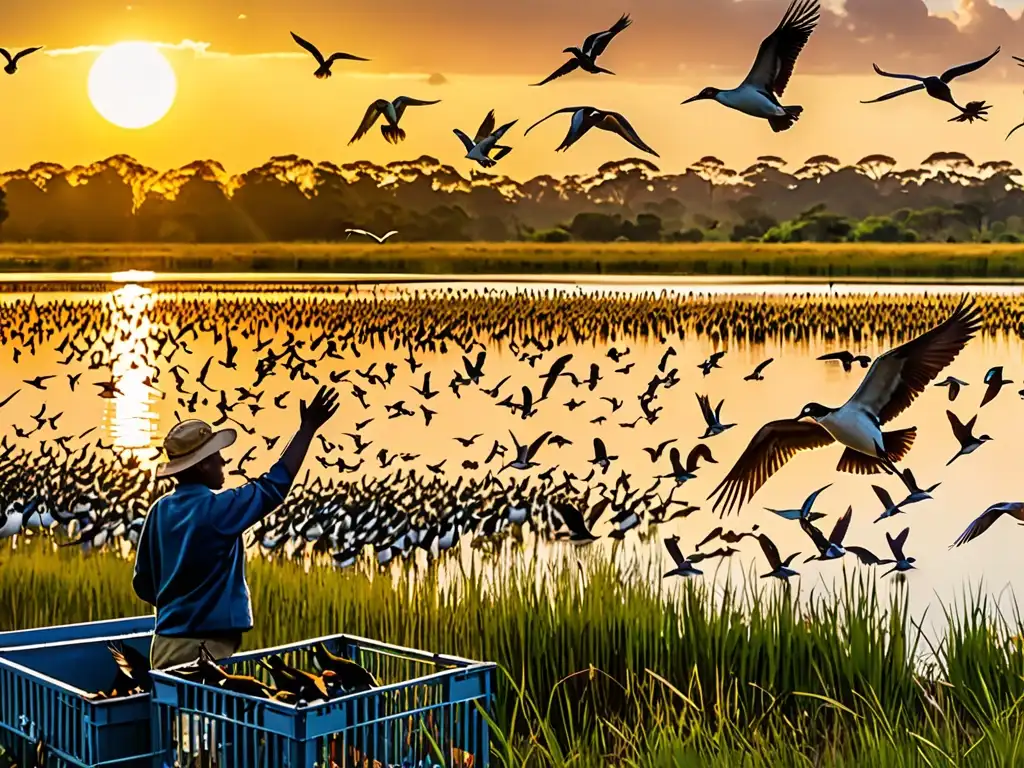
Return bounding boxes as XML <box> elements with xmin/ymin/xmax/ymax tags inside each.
<box><xmin>681</xmin><ymin>0</ymin><xmax>820</xmax><ymax>132</ymax></box>
<box><xmin>453</xmin><ymin>110</ymin><xmax>518</xmax><ymax>168</ymax></box>
<box><xmin>710</xmin><ymin>297</ymin><xmax>981</xmax><ymax>515</ymax></box>
<box><xmin>345</xmin><ymin>229</ymin><xmax>398</xmax><ymax>244</ymax></box>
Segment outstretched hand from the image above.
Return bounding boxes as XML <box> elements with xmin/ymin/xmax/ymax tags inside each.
<box><xmin>300</xmin><ymin>386</ymin><xmax>340</xmax><ymax>431</ymax></box>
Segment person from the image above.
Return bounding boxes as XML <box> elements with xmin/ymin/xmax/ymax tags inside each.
<box><xmin>133</xmin><ymin>385</ymin><xmax>340</xmax><ymax>670</ymax></box>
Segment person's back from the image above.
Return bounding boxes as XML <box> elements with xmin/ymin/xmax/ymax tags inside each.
<box><xmin>133</xmin><ymin>387</ymin><xmax>339</xmax><ymax>670</ymax></box>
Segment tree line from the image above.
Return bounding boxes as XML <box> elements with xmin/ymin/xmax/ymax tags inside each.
<box><xmin>0</xmin><ymin>151</ymin><xmax>1021</xmax><ymax>243</ymax></box>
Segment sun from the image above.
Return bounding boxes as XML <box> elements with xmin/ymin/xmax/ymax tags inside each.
<box><xmin>88</xmin><ymin>42</ymin><xmax>177</xmax><ymax>129</ymax></box>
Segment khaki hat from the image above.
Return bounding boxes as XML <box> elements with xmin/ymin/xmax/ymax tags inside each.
<box><xmin>156</xmin><ymin>419</ymin><xmax>237</xmax><ymax>478</ymax></box>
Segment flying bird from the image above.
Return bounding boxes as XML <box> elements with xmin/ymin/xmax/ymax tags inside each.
<box><xmin>709</xmin><ymin>297</ymin><xmax>981</xmax><ymax>515</ymax></box>
<box><xmin>524</xmin><ymin>107</ymin><xmax>659</xmax><ymax>157</ymax></box>
<box><xmin>681</xmin><ymin>0</ymin><xmax>820</xmax><ymax>132</ymax></box>
<box><xmin>980</xmin><ymin>366</ymin><xmax>1012</xmax><ymax>407</ymax></box>
<box><xmin>756</xmin><ymin>533</ymin><xmax>800</xmax><ymax>580</ymax></box>
<box><xmin>290</xmin><ymin>32</ymin><xmax>368</xmax><ymax>79</ymax></box>
<box><xmin>861</xmin><ymin>48</ymin><xmax>1000</xmax><ymax>123</ymax></box>
<box><xmin>945</xmin><ymin>410</ymin><xmax>991</xmax><ymax>465</ymax></box>
<box><xmin>951</xmin><ymin>502</ymin><xmax>1024</xmax><ymax>548</ymax></box>
<box><xmin>934</xmin><ymin>376</ymin><xmax>968</xmax><ymax>401</ymax></box>
<box><xmin>349</xmin><ymin>97</ymin><xmax>441</xmax><ymax>145</ymax></box>
<box><xmin>531</xmin><ymin>13</ymin><xmax>632</xmax><ymax>87</ymax></box>
<box><xmin>764</xmin><ymin>483</ymin><xmax>830</xmax><ymax>522</ymax></box>
<box><xmin>0</xmin><ymin>46</ymin><xmax>43</xmax><ymax>75</ymax></box>
<box><xmin>454</xmin><ymin>110</ymin><xmax>517</xmax><ymax>168</ymax></box>
<box><xmin>817</xmin><ymin>350</ymin><xmax>871</xmax><ymax>372</ymax></box>
<box><xmin>744</xmin><ymin>358</ymin><xmax>774</xmax><ymax>381</ymax></box>
<box><xmin>879</xmin><ymin>527</ymin><xmax>916</xmax><ymax>578</ymax></box>
<box><xmin>662</xmin><ymin>535</ymin><xmax>704</xmax><ymax>578</ymax></box>
<box><xmin>344</xmin><ymin>229</ymin><xmax>398</xmax><ymax>244</ymax></box>
<box><xmin>800</xmin><ymin>507</ymin><xmax>880</xmax><ymax>565</ymax></box>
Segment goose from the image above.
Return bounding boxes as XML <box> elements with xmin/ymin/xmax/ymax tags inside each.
<box><xmin>524</xmin><ymin>106</ymin><xmax>659</xmax><ymax>157</ymax></box>
<box><xmin>710</xmin><ymin>297</ymin><xmax>981</xmax><ymax>515</ymax></box>
<box><xmin>681</xmin><ymin>0</ymin><xmax>820</xmax><ymax>132</ymax></box>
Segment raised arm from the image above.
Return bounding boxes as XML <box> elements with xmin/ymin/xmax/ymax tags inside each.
<box><xmin>213</xmin><ymin>386</ymin><xmax>339</xmax><ymax>536</ymax></box>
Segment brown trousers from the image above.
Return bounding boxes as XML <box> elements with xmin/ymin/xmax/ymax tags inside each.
<box><xmin>149</xmin><ymin>634</ymin><xmax>242</xmax><ymax>670</ymax></box>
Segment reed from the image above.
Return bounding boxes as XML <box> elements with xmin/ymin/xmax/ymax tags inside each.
<box><xmin>6</xmin><ymin>241</ymin><xmax>1024</xmax><ymax>278</ymax></box>
<box><xmin>2</xmin><ymin>540</ymin><xmax>1023</xmax><ymax>764</ymax></box>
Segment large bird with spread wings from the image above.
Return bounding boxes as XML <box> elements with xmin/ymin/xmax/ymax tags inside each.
<box><xmin>525</xmin><ymin>107</ymin><xmax>659</xmax><ymax>157</ymax></box>
<box><xmin>709</xmin><ymin>297</ymin><xmax>982</xmax><ymax>516</ymax></box>
<box><xmin>681</xmin><ymin>0</ymin><xmax>820</xmax><ymax>132</ymax></box>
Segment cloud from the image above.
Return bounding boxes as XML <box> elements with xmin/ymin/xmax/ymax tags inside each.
<box><xmin>45</xmin><ymin>39</ymin><xmax>305</xmax><ymax>60</ymax></box>
<box><xmin>426</xmin><ymin>73</ymin><xmax>448</xmax><ymax>86</ymax></box>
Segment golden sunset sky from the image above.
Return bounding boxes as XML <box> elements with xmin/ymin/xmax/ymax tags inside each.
<box><xmin>6</xmin><ymin>0</ymin><xmax>1024</xmax><ymax>179</ymax></box>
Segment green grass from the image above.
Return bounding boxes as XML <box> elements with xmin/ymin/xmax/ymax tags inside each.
<box><xmin>6</xmin><ymin>242</ymin><xmax>1024</xmax><ymax>278</ymax></box>
<box><xmin>3</xmin><ymin>540</ymin><xmax>1024</xmax><ymax>765</ymax></box>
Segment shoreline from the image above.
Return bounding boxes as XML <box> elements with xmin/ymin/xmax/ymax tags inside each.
<box><xmin>3</xmin><ymin>242</ymin><xmax>1024</xmax><ymax>280</ymax></box>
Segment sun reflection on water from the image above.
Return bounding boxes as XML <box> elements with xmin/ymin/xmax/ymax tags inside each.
<box><xmin>106</xmin><ymin>283</ymin><xmax>158</xmax><ymax>451</ymax></box>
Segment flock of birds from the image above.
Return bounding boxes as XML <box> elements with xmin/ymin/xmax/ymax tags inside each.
<box><xmin>5</xmin><ymin>0</ymin><xmax>1024</xmax><ymax>178</ymax></box>
<box><xmin>0</xmin><ymin>287</ymin><xmax>1022</xmax><ymax>591</ymax></box>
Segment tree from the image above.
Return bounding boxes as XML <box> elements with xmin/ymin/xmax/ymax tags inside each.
<box><xmin>796</xmin><ymin>155</ymin><xmax>841</xmax><ymax>182</ymax></box>
<box><xmin>855</xmin><ymin>154</ymin><xmax>897</xmax><ymax>181</ymax></box>
<box><xmin>0</xmin><ymin>187</ymin><xmax>8</xmax><ymax>230</ymax></box>
<box><xmin>688</xmin><ymin>156</ymin><xmax>736</xmax><ymax>210</ymax></box>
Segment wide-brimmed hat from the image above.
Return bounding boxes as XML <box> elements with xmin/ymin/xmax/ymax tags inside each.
<box><xmin>156</xmin><ymin>419</ymin><xmax>237</xmax><ymax>478</ymax></box>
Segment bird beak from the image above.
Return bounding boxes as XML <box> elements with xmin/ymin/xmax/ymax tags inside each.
<box><xmin>681</xmin><ymin>94</ymin><xmax>704</xmax><ymax>105</ymax></box>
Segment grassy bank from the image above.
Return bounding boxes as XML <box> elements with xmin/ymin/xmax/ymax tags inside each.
<box><xmin>5</xmin><ymin>242</ymin><xmax>1024</xmax><ymax>279</ymax></box>
<box><xmin>3</xmin><ymin>542</ymin><xmax>1024</xmax><ymax>765</ymax></box>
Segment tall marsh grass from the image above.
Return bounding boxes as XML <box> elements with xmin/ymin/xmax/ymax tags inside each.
<box><xmin>3</xmin><ymin>540</ymin><xmax>1024</xmax><ymax>765</ymax></box>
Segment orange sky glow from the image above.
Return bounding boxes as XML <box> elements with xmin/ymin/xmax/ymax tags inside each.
<box><xmin>5</xmin><ymin>0</ymin><xmax>1024</xmax><ymax>178</ymax></box>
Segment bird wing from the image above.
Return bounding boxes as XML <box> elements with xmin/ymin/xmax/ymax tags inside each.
<box><xmin>799</xmin><ymin>516</ymin><xmax>831</xmax><ymax>553</ymax></box>
<box><xmin>708</xmin><ymin>419</ymin><xmax>835</xmax><ymax>516</ymax></box>
<box><xmin>663</xmin><ymin>536</ymin><xmax>688</xmax><ymax>568</ymax></box>
<box><xmin>530</xmin><ymin>59</ymin><xmax>581</xmax><ymax>87</ymax></box>
<box><xmin>696</xmin><ymin>394</ymin><xmax>714</xmax><ymax>425</ymax></box>
<box><xmin>860</xmin><ymin>82</ymin><xmax>926</xmax><ymax>105</ymax></box>
<box><xmin>801</xmin><ymin>483</ymin><xmax>831</xmax><ymax>515</ymax></box>
<box><xmin>846</xmin><ymin>546</ymin><xmax>882</xmax><ymax>566</ymax></box>
<box><xmin>11</xmin><ymin>46</ymin><xmax>42</xmax><ymax>63</ymax></box>
<box><xmin>524</xmin><ymin>107</ymin><xmax>589</xmax><ymax>136</ymax></box>
<box><xmin>475</xmin><ymin>110</ymin><xmax>496</xmax><ymax>143</ymax></box>
<box><xmin>598</xmin><ymin>113</ymin><xmax>660</xmax><ymax>157</ymax></box>
<box><xmin>527</xmin><ymin>431</ymin><xmax>552</xmax><ymax>461</ymax></box>
<box><xmin>1007</xmin><ymin>121</ymin><xmax>1024</xmax><ymax>142</ymax></box>
<box><xmin>848</xmin><ymin>297</ymin><xmax>981</xmax><ymax>424</ymax></box>
<box><xmin>741</xmin><ymin>0</ymin><xmax>820</xmax><ymax>97</ymax></box>
<box><xmin>453</xmin><ymin>128</ymin><xmax>476</xmax><ymax>153</ymax></box>
<box><xmin>325</xmin><ymin>51</ymin><xmax>370</xmax><ymax>64</ymax></box>
<box><xmin>817</xmin><ymin>351</ymin><xmax>852</xmax><ymax>363</ymax></box>
<box><xmin>940</xmin><ymin>47</ymin><xmax>1000</xmax><ymax>83</ymax></box>
<box><xmin>349</xmin><ymin>102</ymin><xmax>386</xmax><ymax>144</ymax></box>
<box><xmin>830</xmin><ymin>506</ymin><xmax>853</xmax><ymax>545</ymax></box>
<box><xmin>593</xmin><ymin>437</ymin><xmax>607</xmax><ymax>460</ymax></box>
<box><xmin>291</xmin><ymin>32</ymin><xmax>326</xmax><ymax>65</ymax></box>
<box><xmin>872</xmin><ymin>484</ymin><xmax>895</xmax><ymax>510</ymax></box>
<box><xmin>392</xmin><ymin>97</ymin><xmax>441</xmax><ymax>120</ymax></box>
<box><xmin>757</xmin><ymin>533</ymin><xmax>782</xmax><ymax>569</ymax></box>
<box><xmin>0</xmin><ymin>49</ymin><xmax>11</xmax><ymax>64</ymax></box>
<box><xmin>869</xmin><ymin>62</ymin><xmax>928</xmax><ymax>82</ymax></box>
<box><xmin>887</xmin><ymin>527</ymin><xmax>909</xmax><ymax>560</ymax></box>
<box><xmin>950</xmin><ymin>503</ymin><xmax>1017</xmax><ymax>547</ymax></box>
<box><xmin>754</xmin><ymin>358</ymin><xmax>774</xmax><ymax>375</ymax></box>
<box><xmin>583</xmin><ymin>13</ymin><xmax>632</xmax><ymax>58</ymax></box>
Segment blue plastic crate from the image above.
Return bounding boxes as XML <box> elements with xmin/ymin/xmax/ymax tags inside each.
<box><xmin>0</xmin><ymin>632</ymin><xmax>156</xmax><ymax>768</ymax></box>
<box><xmin>0</xmin><ymin>617</ymin><xmax>154</xmax><ymax>650</ymax></box>
<box><xmin>150</xmin><ymin>633</ymin><xmax>496</xmax><ymax>768</ymax></box>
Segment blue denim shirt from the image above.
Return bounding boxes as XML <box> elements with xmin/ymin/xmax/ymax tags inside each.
<box><xmin>132</xmin><ymin>460</ymin><xmax>293</xmax><ymax>637</ymax></box>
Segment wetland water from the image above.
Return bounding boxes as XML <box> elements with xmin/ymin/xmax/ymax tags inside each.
<box><xmin>1</xmin><ymin>275</ymin><xmax>1021</xmax><ymax>629</ymax></box>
